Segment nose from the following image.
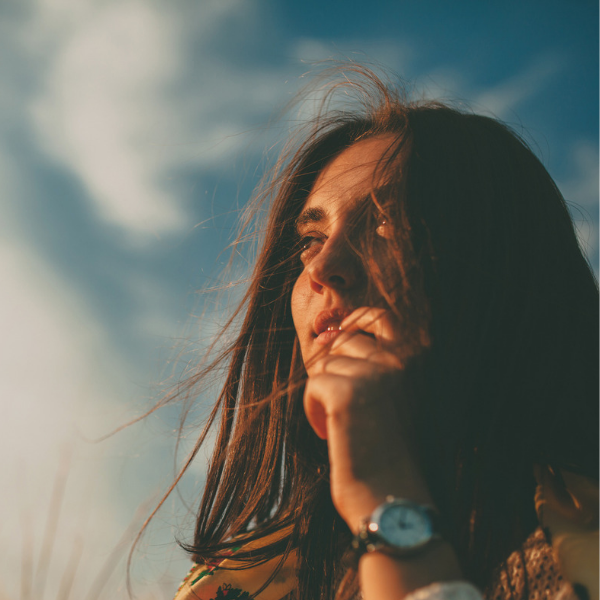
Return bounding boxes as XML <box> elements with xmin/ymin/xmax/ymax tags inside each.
<box><xmin>306</xmin><ymin>234</ymin><xmax>362</xmax><ymax>293</ymax></box>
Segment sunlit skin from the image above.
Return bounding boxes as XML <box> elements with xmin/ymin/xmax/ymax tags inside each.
<box><xmin>292</xmin><ymin>135</ymin><xmax>398</xmax><ymax>374</ymax></box>
<box><xmin>291</xmin><ymin>135</ymin><xmax>462</xmax><ymax>597</ymax></box>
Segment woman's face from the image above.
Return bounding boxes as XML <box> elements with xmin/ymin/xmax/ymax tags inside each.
<box><xmin>291</xmin><ymin>135</ymin><xmax>396</xmax><ymax>371</ymax></box>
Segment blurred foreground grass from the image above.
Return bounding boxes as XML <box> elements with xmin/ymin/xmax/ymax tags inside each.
<box><xmin>5</xmin><ymin>445</ymin><xmax>185</xmax><ymax>600</ymax></box>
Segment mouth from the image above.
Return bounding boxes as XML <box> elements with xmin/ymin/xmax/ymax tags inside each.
<box><xmin>313</xmin><ymin>308</ymin><xmax>352</xmax><ymax>344</ymax></box>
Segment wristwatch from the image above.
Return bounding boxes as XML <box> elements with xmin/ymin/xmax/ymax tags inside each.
<box><xmin>352</xmin><ymin>496</ymin><xmax>443</xmax><ymax>558</ymax></box>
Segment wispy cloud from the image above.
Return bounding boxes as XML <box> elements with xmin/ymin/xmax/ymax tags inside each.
<box><xmin>27</xmin><ymin>0</ymin><xmax>276</xmax><ymax>241</ymax></box>
<box><xmin>0</xmin><ymin>136</ymin><xmax>166</xmax><ymax>598</ymax></box>
<box><xmin>472</xmin><ymin>53</ymin><xmax>567</xmax><ymax>119</ymax></box>
<box><xmin>558</xmin><ymin>141</ymin><xmax>599</xmax><ymax>270</ymax></box>
<box><xmin>30</xmin><ymin>1</ymin><xmax>200</xmax><ymax>238</ymax></box>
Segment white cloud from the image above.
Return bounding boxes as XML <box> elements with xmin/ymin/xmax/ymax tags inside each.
<box><xmin>472</xmin><ymin>54</ymin><xmax>567</xmax><ymax>119</ymax></box>
<box><xmin>30</xmin><ymin>1</ymin><xmax>190</xmax><ymax>238</ymax></box>
<box><xmin>27</xmin><ymin>0</ymin><xmax>273</xmax><ymax>243</ymax></box>
<box><xmin>0</xmin><ymin>235</ymin><xmax>139</xmax><ymax>598</ymax></box>
<box><xmin>0</xmin><ymin>141</ymin><xmax>183</xmax><ymax>598</ymax></box>
<box><xmin>559</xmin><ymin>141</ymin><xmax>600</xmax><ymax>211</ymax></box>
<box><xmin>0</xmin><ymin>229</ymin><xmax>192</xmax><ymax>597</ymax></box>
<box><xmin>557</xmin><ymin>141</ymin><xmax>599</xmax><ymax>268</ymax></box>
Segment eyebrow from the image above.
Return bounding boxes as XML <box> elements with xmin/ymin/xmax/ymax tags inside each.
<box><xmin>294</xmin><ymin>207</ymin><xmax>327</xmax><ymax>232</ymax></box>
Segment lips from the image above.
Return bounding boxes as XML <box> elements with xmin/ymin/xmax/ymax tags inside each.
<box><xmin>313</xmin><ymin>308</ymin><xmax>352</xmax><ymax>344</ymax></box>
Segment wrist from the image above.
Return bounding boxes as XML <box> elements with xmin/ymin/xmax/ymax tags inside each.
<box><xmin>358</xmin><ymin>542</ymin><xmax>464</xmax><ymax>599</ymax></box>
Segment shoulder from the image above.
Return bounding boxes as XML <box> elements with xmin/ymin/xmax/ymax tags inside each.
<box><xmin>173</xmin><ymin>561</ymin><xmax>253</xmax><ymax>600</ymax></box>
<box><xmin>174</xmin><ymin>546</ymin><xmax>298</xmax><ymax>600</ymax></box>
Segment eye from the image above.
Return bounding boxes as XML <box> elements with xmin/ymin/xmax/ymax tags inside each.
<box><xmin>298</xmin><ymin>234</ymin><xmax>325</xmax><ymax>264</ymax></box>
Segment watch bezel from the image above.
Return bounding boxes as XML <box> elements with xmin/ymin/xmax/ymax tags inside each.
<box><xmin>357</xmin><ymin>497</ymin><xmax>442</xmax><ymax>558</ymax></box>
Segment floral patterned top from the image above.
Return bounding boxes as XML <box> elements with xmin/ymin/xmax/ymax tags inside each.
<box><xmin>173</xmin><ymin>535</ymin><xmax>298</xmax><ymax>600</ymax></box>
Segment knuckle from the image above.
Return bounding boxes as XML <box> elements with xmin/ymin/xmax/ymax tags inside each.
<box><xmin>367</xmin><ymin>349</ymin><xmax>402</xmax><ymax>368</ymax></box>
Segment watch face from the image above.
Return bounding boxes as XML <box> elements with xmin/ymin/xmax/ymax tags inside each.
<box><xmin>376</xmin><ymin>501</ymin><xmax>433</xmax><ymax>548</ymax></box>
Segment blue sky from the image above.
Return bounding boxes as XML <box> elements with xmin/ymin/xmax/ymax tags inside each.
<box><xmin>1</xmin><ymin>1</ymin><xmax>597</xmax><ymax>598</ymax></box>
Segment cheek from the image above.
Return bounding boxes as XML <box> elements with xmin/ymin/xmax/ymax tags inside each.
<box><xmin>291</xmin><ymin>272</ymin><xmax>310</xmax><ymax>336</ymax></box>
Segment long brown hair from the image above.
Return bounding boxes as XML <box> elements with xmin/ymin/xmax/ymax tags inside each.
<box><xmin>168</xmin><ymin>67</ymin><xmax>598</xmax><ymax>599</ymax></box>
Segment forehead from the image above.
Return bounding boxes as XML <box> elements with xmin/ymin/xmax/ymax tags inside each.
<box><xmin>302</xmin><ymin>134</ymin><xmax>396</xmax><ymax>215</ymax></box>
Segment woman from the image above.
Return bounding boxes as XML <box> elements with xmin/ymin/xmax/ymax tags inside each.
<box><xmin>172</xmin><ymin>69</ymin><xmax>598</xmax><ymax>600</ymax></box>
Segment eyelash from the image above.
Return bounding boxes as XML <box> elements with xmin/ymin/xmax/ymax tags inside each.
<box><xmin>298</xmin><ymin>233</ymin><xmax>325</xmax><ymax>262</ymax></box>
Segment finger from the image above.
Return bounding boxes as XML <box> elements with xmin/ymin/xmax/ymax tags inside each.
<box><xmin>340</xmin><ymin>307</ymin><xmax>398</xmax><ymax>343</ymax></box>
<box><xmin>330</xmin><ymin>329</ymin><xmax>377</xmax><ymax>354</ymax></box>
<box><xmin>311</xmin><ymin>353</ymin><xmax>387</xmax><ymax>377</ymax></box>
<box><xmin>329</xmin><ymin>332</ymin><xmax>402</xmax><ymax>368</ymax></box>
<box><xmin>303</xmin><ymin>373</ymin><xmax>354</xmax><ymax>440</ymax></box>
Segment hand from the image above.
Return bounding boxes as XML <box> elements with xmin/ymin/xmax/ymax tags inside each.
<box><xmin>303</xmin><ymin>307</ymin><xmax>432</xmax><ymax>532</ymax></box>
